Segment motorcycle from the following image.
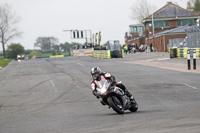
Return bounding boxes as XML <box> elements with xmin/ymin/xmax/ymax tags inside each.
<box><xmin>96</xmin><ymin>81</ymin><xmax>138</xmax><ymax>114</ymax></box>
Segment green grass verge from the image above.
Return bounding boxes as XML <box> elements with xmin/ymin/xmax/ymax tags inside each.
<box><xmin>0</xmin><ymin>59</ymin><xmax>13</xmax><ymax>67</ymax></box>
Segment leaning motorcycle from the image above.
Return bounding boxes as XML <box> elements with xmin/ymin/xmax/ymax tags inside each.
<box><xmin>97</xmin><ymin>81</ymin><xmax>138</xmax><ymax>114</ymax></box>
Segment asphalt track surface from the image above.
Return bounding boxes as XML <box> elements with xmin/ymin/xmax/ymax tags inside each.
<box><xmin>0</xmin><ymin>53</ymin><xmax>200</xmax><ymax>133</ymax></box>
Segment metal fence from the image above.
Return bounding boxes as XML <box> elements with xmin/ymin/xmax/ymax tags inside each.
<box><xmin>186</xmin><ymin>32</ymin><xmax>200</xmax><ymax>48</ymax></box>
<box><xmin>168</xmin><ymin>32</ymin><xmax>200</xmax><ymax>49</ymax></box>
<box><xmin>106</xmin><ymin>40</ymin><xmax>121</xmax><ymax>51</ymax></box>
<box><xmin>168</xmin><ymin>38</ymin><xmax>185</xmax><ymax>48</ymax></box>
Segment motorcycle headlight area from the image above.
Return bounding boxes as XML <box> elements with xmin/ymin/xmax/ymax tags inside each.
<box><xmin>100</xmin><ymin>87</ymin><xmax>107</xmax><ymax>94</ymax></box>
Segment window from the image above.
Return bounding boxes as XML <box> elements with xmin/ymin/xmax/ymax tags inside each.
<box><xmin>177</xmin><ymin>20</ymin><xmax>181</xmax><ymax>26</ymax></box>
<box><xmin>154</xmin><ymin>21</ymin><xmax>164</xmax><ymax>28</ymax></box>
<box><xmin>153</xmin><ymin>20</ymin><xmax>170</xmax><ymax>28</ymax></box>
<box><xmin>131</xmin><ymin>27</ymin><xmax>137</xmax><ymax>32</ymax></box>
<box><xmin>182</xmin><ymin>19</ymin><xmax>194</xmax><ymax>26</ymax></box>
<box><xmin>138</xmin><ymin>26</ymin><xmax>144</xmax><ymax>36</ymax></box>
<box><xmin>177</xmin><ymin>19</ymin><xmax>195</xmax><ymax>26</ymax></box>
<box><xmin>165</xmin><ymin>20</ymin><xmax>169</xmax><ymax>27</ymax></box>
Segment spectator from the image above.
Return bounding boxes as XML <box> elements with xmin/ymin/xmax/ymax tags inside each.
<box><xmin>150</xmin><ymin>43</ymin><xmax>153</xmax><ymax>52</ymax></box>
<box><xmin>124</xmin><ymin>44</ymin><xmax>128</xmax><ymax>55</ymax></box>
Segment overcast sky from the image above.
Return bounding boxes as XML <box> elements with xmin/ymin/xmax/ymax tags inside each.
<box><xmin>0</xmin><ymin>0</ymin><xmax>189</xmax><ymax>50</ymax></box>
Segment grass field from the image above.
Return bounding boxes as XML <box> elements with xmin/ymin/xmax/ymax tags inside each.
<box><xmin>0</xmin><ymin>59</ymin><xmax>13</xmax><ymax>67</ymax></box>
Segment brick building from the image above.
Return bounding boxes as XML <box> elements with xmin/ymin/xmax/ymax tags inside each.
<box><xmin>125</xmin><ymin>2</ymin><xmax>199</xmax><ymax>52</ymax></box>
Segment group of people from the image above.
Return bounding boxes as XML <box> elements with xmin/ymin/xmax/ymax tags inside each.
<box><xmin>73</xmin><ymin>43</ymin><xmax>94</xmax><ymax>50</ymax></box>
<box><xmin>123</xmin><ymin>43</ymin><xmax>154</xmax><ymax>54</ymax></box>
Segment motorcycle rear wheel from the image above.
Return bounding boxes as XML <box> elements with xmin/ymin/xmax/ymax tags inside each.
<box><xmin>107</xmin><ymin>96</ymin><xmax>124</xmax><ymax>114</ymax></box>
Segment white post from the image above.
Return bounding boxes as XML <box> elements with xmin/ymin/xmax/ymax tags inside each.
<box><xmin>152</xmin><ymin>14</ymin><xmax>154</xmax><ymax>36</ymax></box>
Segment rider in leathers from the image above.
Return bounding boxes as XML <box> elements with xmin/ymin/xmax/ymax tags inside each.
<box><xmin>90</xmin><ymin>66</ymin><xmax>134</xmax><ymax>105</ymax></box>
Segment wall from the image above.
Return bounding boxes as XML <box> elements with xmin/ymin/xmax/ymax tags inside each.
<box><xmin>73</xmin><ymin>48</ymin><xmax>93</xmax><ymax>57</ymax></box>
<box><xmin>92</xmin><ymin>50</ymin><xmax>111</xmax><ymax>59</ymax></box>
<box><xmin>146</xmin><ymin>34</ymin><xmax>186</xmax><ymax>52</ymax></box>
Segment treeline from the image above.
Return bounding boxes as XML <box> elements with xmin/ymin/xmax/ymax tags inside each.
<box><xmin>3</xmin><ymin>41</ymin><xmax>82</xmax><ymax>59</ymax></box>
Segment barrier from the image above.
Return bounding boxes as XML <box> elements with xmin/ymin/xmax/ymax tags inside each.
<box><xmin>50</xmin><ymin>55</ymin><xmax>64</xmax><ymax>58</ymax></box>
<box><xmin>122</xmin><ymin>49</ymin><xmax>124</xmax><ymax>58</ymax></box>
<box><xmin>92</xmin><ymin>50</ymin><xmax>111</xmax><ymax>59</ymax></box>
<box><xmin>73</xmin><ymin>48</ymin><xmax>93</xmax><ymax>57</ymax></box>
<box><xmin>194</xmin><ymin>48</ymin><xmax>200</xmax><ymax>59</ymax></box>
<box><xmin>173</xmin><ymin>48</ymin><xmax>200</xmax><ymax>59</ymax></box>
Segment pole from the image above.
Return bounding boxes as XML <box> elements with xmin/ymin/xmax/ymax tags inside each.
<box><xmin>187</xmin><ymin>49</ymin><xmax>191</xmax><ymax>70</ymax></box>
<box><xmin>193</xmin><ymin>49</ymin><xmax>196</xmax><ymax>70</ymax></box>
<box><xmin>152</xmin><ymin>14</ymin><xmax>154</xmax><ymax>36</ymax></box>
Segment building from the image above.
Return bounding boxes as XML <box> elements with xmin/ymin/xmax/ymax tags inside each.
<box><xmin>125</xmin><ymin>24</ymin><xmax>145</xmax><ymax>46</ymax></box>
<box><xmin>125</xmin><ymin>2</ymin><xmax>200</xmax><ymax>52</ymax></box>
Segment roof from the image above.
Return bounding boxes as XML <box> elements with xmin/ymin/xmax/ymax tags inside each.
<box><xmin>149</xmin><ymin>25</ymin><xmax>200</xmax><ymax>39</ymax></box>
<box><xmin>144</xmin><ymin>3</ymin><xmax>198</xmax><ymax>21</ymax></box>
<box><xmin>129</xmin><ymin>24</ymin><xmax>144</xmax><ymax>27</ymax></box>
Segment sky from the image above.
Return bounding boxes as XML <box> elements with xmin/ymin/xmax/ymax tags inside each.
<box><xmin>0</xmin><ymin>0</ymin><xmax>189</xmax><ymax>50</ymax></box>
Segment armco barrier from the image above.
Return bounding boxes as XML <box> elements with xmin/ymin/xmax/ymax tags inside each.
<box><xmin>92</xmin><ymin>50</ymin><xmax>111</xmax><ymax>59</ymax></box>
<box><xmin>50</xmin><ymin>55</ymin><xmax>64</xmax><ymax>58</ymax></box>
<box><xmin>36</xmin><ymin>56</ymin><xmax>50</xmax><ymax>59</ymax></box>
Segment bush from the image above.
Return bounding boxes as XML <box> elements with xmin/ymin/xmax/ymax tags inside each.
<box><xmin>51</xmin><ymin>50</ymin><xmax>56</xmax><ymax>55</ymax></box>
<box><xmin>29</xmin><ymin>50</ymin><xmax>42</xmax><ymax>58</ymax></box>
<box><xmin>6</xmin><ymin>43</ymin><xmax>25</xmax><ymax>58</ymax></box>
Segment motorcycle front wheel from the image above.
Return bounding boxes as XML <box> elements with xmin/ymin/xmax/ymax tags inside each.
<box><xmin>107</xmin><ymin>96</ymin><xmax>124</xmax><ymax>114</ymax></box>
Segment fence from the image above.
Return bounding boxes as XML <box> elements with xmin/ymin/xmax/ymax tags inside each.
<box><xmin>168</xmin><ymin>38</ymin><xmax>185</xmax><ymax>49</ymax></box>
<box><xmin>106</xmin><ymin>40</ymin><xmax>123</xmax><ymax>58</ymax></box>
<box><xmin>186</xmin><ymin>32</ymin><xmax>200</xmax><ymax>48</ymax></box>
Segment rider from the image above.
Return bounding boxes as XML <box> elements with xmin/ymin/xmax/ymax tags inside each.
<box><xmin>90</xmin><ymin>66</ymin><xmax>134</xmax><ymax>104</ymax></box>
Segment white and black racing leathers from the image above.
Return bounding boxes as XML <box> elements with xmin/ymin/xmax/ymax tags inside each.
<box><xmin>91</xmin><ymin>72</ymin><xmax>132</xmax><ymax>98</ymax></box>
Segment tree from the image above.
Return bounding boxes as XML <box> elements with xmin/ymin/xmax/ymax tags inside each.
<box><xmin>130</xmin><ymin>0</ymin><xmax>156</xmax><ymax>23</ymax></box>
<box><xmin>194</xmin><ymin>0</ymin><xmax>200</xmax><ymax>11</ymax></box>
<box><xmin>52</xmin><ymin>44</ymin><xmax>60</xmax><ymax>52</ymax></box>
<box><xmin>0</xmin><ymin>3</ymin><xmax>22</xmax><ymax>58</ymax></box>
<box><xmin>34</xmin><ymin>37</ymin><xmax>59</xmax><ymax>52</ymax></box>
<box><xmin>6</xmin><ymin>43</ymin><xmax>24</xmax><ymax>58</ymax></box>
<box><xmin>187</xmin><ymin>0</ymin><xmax>200</xmax><ymax>11</ymax></box>
<box><xmin>60</xmin><ymin>42</ymin><xmax>78</xmax><ymax>52</ymax></box>
<box><xmin>60</xmin><ymin>42</ymin><xmax>70</xmax><ymax>52</ymax></box>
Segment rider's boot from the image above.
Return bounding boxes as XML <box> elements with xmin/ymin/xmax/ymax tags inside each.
<box><xmin>125</xmin><ymin>90</ymin><xmax>135</xmax><ymax>102</ymax></box>
<box><xmin>100</xmin><ymin>100</ymin><xmax>106</xmax><ymax>106</ymax></box>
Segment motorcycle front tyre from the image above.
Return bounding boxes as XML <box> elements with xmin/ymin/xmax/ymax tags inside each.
<box><xmin>107</xmin><ymin>96</ymin><xmax>124</xmax><ymax>114</ymax></box>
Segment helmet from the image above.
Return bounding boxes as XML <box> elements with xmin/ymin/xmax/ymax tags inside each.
<box><xmin>91</xmin><ymin>66</ymin><xmax>101</xmax><ymax>80</ymax></box>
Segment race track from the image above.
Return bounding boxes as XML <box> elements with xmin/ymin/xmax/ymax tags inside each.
<box><xmin>0</xmin><ymin>55</ymin><xmax>200</xmax><ymax>133</ymax></box>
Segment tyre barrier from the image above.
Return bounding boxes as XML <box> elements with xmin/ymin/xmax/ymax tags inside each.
<box><xmin>170</xmin><ymin>48</ymin><xmax>200</xmax><ymax>59</ymax></box>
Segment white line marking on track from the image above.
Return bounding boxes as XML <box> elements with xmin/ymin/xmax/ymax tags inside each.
<box><xmin>147</xmin><ymin>58</ymin><xmax>170</xmax><ymax>62</ymax></box>
<box><xmin>182</xmin><ymin>83</ymin><xmax>197</xmax><ymax>90</ymax></box>
<box><xmin>45</xmin><ymin>74</ymin><xmax>57</xmax><ymax>92</ymax></box>
<box><xmin>50</xmin><ymin>80</ymin><xmax>57</xmax><ymax>92</ymax></box>
<box><xmin>77</xmin><ymin>62</ymin><xmax>84</xmax><ymax>67</ymax></box>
